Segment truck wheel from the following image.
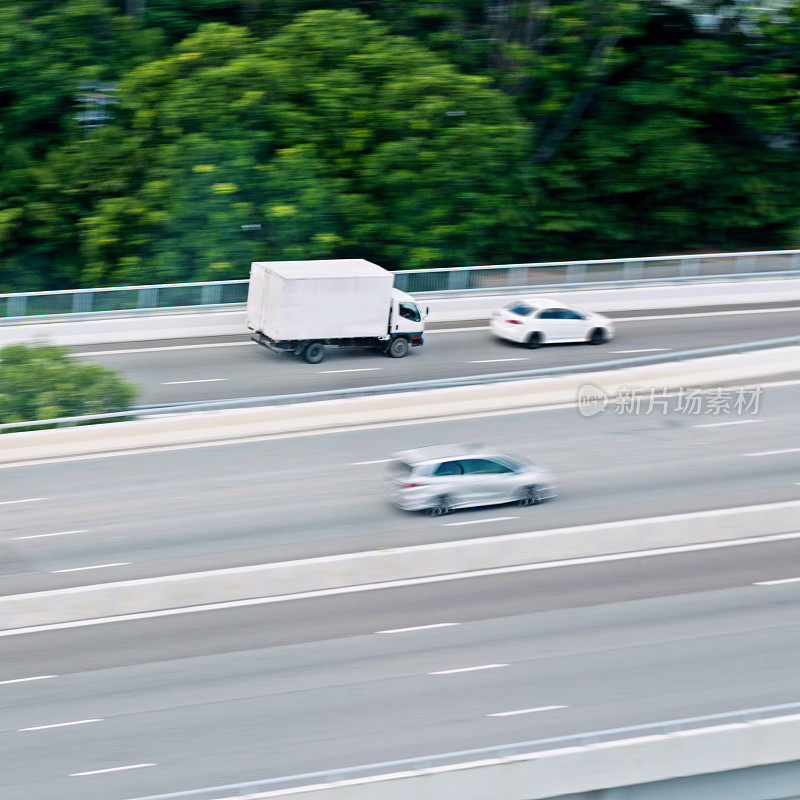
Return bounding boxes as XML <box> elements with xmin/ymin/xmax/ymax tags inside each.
<box><xmin>303</xmin><ymin>342</ymin><xmax>325</xmax><ymax>364</ymax></box>
<box><xmin>388</xmin><ymin>338</ymin><xmax>410</xmax><ymax>358</ymax></box>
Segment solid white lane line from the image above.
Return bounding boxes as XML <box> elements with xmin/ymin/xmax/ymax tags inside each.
<box><xmin>70</xmin><ymin>763</ymin><xmax>156</xmax><ymax>777</ymax></box>
<box><xmin>608</xmin><ymin>348</ymin><xmax>669</xmax><ymax>353</ymax></box>
<box><xmin>0</xmin><ymin>498</ymin><xmax>48</xmax><ymax>506</ymax></box>
<box><xmin>317</xmin><ymin>368</ymin><xmax>382</xmax><ymax>374</ymax></box>
<box><xmin>443</xmin><ymin>516</ymin><xmax>518</xmax><ymax>527</ymax></box>
<box><xmin>20</xmin><ymin>719</ymin><xmax>102</xmax><ymax>732</ymax></box>
<box><xmin>51</xmin><ymin>563</ymin><xmax>130</xmax><ymax>573</ymax></box>
<box><xmin>695</xmin><ymin>420</ymin><xmax>762</xmax><ymax>429</ymax></box>
<box><xmin>71</xmin><ymin>342</ymin><xmax>251</xmax><ymax>357</ymax></box>
<box><xmin>0</xmin><ymin>675</ymin><xmax>56</xmax><ymax>685</ymax></box>
<box><xmin>426</xmin><ymin>326</ymin><xmax>489</xmax><ymax>334</ymax></box>
<box><xmin>430</xmin><ymin>664</ymin><xmax>508</xmax><ymax>675</ymax></box>
<box><xmin>13</xmin><ymin>530</ymin><xmax>88</xmax><ymax>541</ymax></box>
<box><xmin>468</xmin><ymin>358</ymin><xmax>528</xmax><ymax>364</ymax></box>
<box><xmin>760</xmin><ymin>378</ymin><xmax>800</xmax><ymax>388</ymax></box>
<box><xmin>377</xmin><ymin>623</ymin><xmax>460</xmax><ymax>634</ymax></box>
<box><xmin>487</xmin><ymin>705</ymin><xmax>567</xmax><ymax>717</ymax></box>
<box><xmin>349</xmin><ymin>458</ymin><xmax>392</xmax><ymax>465</ymax></box>
<box><xmin>66</xmin><ymin>308</ymin><xmax>800</xmax><ymax>358</ymax></box>
<box><xmin>743</xmin><ymin>448</ymin><xmax>800</xmax><ymax>457</ymax></box>
<box><xmin>755</xmin><ymin>576</ymin><xmax>800</xmax><ymax>586</ymax></box>
<box><xmin>7</xmin><ymin>528</ymin><xmax>800</xmax><ymax>638</ymax></box>
<box><xmin>618</xmin><ymin>306</ymin><xmax>800</xmax><ymax>321</ymax></box>
<box><xmin>161</xmin><ymin>378</ymin><xmax>228</xmax><ymax>385</ymax></box>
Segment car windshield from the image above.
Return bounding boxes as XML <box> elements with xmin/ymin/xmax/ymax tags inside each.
<box><xmin>504</xmin><ymin>302</ymin><xmax>535</xmax><ymax>317</ymax></box>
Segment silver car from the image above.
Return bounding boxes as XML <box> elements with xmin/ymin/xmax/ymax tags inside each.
<box><xmin>384</xmin><ymin>443</ymin><xmax>557</xmax><ymax>515</ymax></box>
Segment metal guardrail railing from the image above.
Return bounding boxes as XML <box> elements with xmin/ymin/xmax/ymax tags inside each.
<box><xmin>412</xmin><ymin>268</ymin><xmax>800</xmax><ymax>297</ymax></box>
<box><xmin>125</xmin><ymin>700</ymin><xmax>800</xmax><ymax>799</ymax></box>
<box><xmin>0</xmin><ymin>279</ymin><xmax>250</xmax><ymax>319</ymax></box>
<box><xmin>2</xmin><ymin>334</ymin><xmax>798</xmax><ymax>432</ymax></box>
<box><xmin>2</xmin><ymin>249</ymin><xmax>799</xmax><ymax>319</ymax></box>
<box><xmin>392</xmin><ymin>249</ymin><xmax>800</xmax><ymax>294</ymax></box>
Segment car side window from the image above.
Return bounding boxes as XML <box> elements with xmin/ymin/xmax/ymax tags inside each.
<box><xmin>433</xmin><ymin>461</ymin><xmax>463</xmax><ymax>477</ymax></box>
<box><xmin>459</xmin><ymin>458</ymin><xmax>514</xmax><ymax>475</ymax></box>
<box><xmin>561</xmin><ymin>309</ymin><xmax>583</xmax><ymax>320</ymax></box>
<box><xmin>399</xmin><ymin>302</ymin><xmax>421</xmax><ymax>322</ymax></box>
<box><xmin>536</xmin><ymin>308</ymin><xmax>561</xmax><ymax>320</ymax></box>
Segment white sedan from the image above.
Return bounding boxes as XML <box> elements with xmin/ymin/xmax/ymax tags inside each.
<box><xmin>490</xmin><ymin>297</ymin><xmax>614</xmax><ymax>348</ymax></box>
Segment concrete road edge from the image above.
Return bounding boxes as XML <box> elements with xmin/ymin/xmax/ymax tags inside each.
<box><xmin>1</xmin><ymin>499</ymin><xmax>798</xmax><ymax>631</ymax></box>
<box><xmin>2</xmin><ymin>345</ymin><xmax>798</xmax><ymax>466</ymax></box>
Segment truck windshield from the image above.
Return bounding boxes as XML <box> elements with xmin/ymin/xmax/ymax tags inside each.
<box><xmin>399</xmin><ymin>302</ymin><xmax>421</xmax><ymax>322</ymax></box>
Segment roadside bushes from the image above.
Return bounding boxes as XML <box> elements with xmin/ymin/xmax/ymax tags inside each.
<box><xmin>0</xmin><ymin>343</ymin><xmax>137</xmax><ymax>426</ymax></box>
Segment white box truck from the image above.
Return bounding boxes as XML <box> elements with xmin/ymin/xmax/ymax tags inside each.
<box><xmin>246</xmin><ymin>259</ymin><xmax>427</xmax><ymax>364</ymax></box>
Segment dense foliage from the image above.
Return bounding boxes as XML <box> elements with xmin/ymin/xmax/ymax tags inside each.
<box><xmin>0</xmin><ymin>343</ymin><xmax>137</xmax><ymax>424</ymax></box>
<box><xmin>2</xmin><ymin>0</ymin><xmax>800</xmax><ymax>290</ymax></box>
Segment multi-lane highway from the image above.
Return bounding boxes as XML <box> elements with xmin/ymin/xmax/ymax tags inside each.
<box><xmin>69</xmin><ymin>303</ymin><xmax>800</xmax><ymax>404</ymax></box>
<box><xmin>1</xmin><ymin>300</ymin><xmax>799</xmax><ymax>800</ymax></box>
<box><xmin>2</xmin><ymin>537</ymin><xmax>800</xmax><ymax>800</ymax></box>
<box><xmin>2</xmin><ymin>376</ymin><xmax>799</xmax><ymax>596</ymax></box>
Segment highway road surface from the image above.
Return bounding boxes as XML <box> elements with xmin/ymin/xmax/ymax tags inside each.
<box><xmin>68</xmin><ymin>303</ymin><xmax>800</xmax><ymax>405</ymax></box>
<box><xmin>1</xmin><ymin>378</ymin><xmax>798</xmax><ymax>596</ymax></box>
<box><xmin>1</xmin><ymin>302</ymin><xmax>798</xmax><ymax>800</ymax></box>
<box><xmin>2</xmin><ymin>537</ymin><xmax>800</xmax><ymax>800</ymax></box>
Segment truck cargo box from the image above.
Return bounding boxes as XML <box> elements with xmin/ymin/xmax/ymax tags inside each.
<box><xmin>246</xmin><ymin>260</ymin><xmax>395</xmax><ymax>341</ymax></box>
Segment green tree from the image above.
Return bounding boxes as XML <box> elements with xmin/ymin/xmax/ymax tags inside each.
<box><xmin>523</xmin><ymin>6</ymin><xmax>800</xmax><ymax>258</ymax></box>
<box><xmin>4</xmin><ymin>0</ymin><xmax>800</xmax><ymax>290</ymax></box>
<box><xmin>77</xmin><ymin>11</ymin><xmax>529</xmax><ymax>281</ymax></box>
<box><xmin>0</xmin><ymin>343</ymin><xmax>137</xmax><ymax>425</ymax></box>
<box><xmin>0</xmin><ymin>0</ymin><xmax>162</xmax><ymax>290</ymax></box>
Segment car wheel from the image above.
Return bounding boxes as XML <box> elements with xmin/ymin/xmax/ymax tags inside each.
<box><xmin>517</xmin><ymin>485</ymin><xmax>544</xmax><ymax>506</ymax></box>
<box><xmin>526</xmin><ymin>332</ymin><xmax>542</xmax><ymax>349</ymax></box>
<box><xmin>588</xmin><ymin>328</ymin><xmax>608</xmax><ymax>345</ymax></box>
<box><xmin>428</xmin><ymin>495</ymin><xmax>454</xmax><ymax>516</ymax></box>
<box><xmin>388</xmin><ymin>337</ymin><xmax>410</xmax><ymax>358</ymax></box>
<box><xmin>303</xmin><ymin>342</ymin><xmax>325</xmax><ymax>364</ymax></box>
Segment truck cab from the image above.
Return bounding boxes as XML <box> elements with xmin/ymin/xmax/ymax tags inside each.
<box><xmin>389</xmin><ymin>289</ymin><xmax>426</xmax><ymax>352</ymax></box>
<box><xmin>390</xmin><ymin>289</ymin><xmax>425</xmax><ymax>331</ymax></box>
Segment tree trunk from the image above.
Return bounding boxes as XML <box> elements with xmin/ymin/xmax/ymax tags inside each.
<box><xmin>533</xmin><ymin>33</ymin><xmax>621</xmax><ymax>163</ymax></box>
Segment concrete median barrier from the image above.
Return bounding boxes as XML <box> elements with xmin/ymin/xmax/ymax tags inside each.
<box><xmin>228</xmin><ymin>713</ymin><xmax>800</xmax><ymax>800</ymax></box>
<box><xmin>1</xmin><ymin>499</ymin><xmax>798</xmax><ymax>630</ymax></box>
<box><xmin>1</xmin><ymin>345</ymin><xmax>799</xmax><ymax>466</ymax></box>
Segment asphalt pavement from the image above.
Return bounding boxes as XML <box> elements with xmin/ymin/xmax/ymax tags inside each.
<box><xmin>2</xmin><ymin>542</ymin><xmax>800</xmax><ymax>800</ymax></box>
<box><xmin>1</xmin><ymin>303</ymin><xmax>798</xmax><ymax>800</ymax></box>
<box><xmin>68</xmin><ymin>303</ymin><xmax>800</xmax><ymax>405</ymax></box>
<box><xmin>1</xmin><ymin>378</ymin><xmax>798</xmax><ymax>595</ymax></box>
